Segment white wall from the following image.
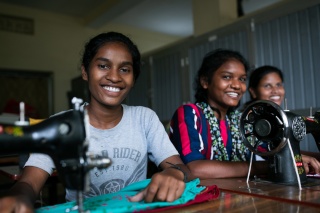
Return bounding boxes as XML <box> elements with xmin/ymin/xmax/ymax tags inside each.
<box><xmin>0</xmin><ymin>2</ymin><xmax>181</xmax><ymax>113</ymax></box>
<box><xmin>0</xmin><ymin>3</ymin><xmax>95</xmax><ymax>113</ymax></box>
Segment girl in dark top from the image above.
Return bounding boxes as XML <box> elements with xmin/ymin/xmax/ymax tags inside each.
<box><xmin>246</xmin><ymin>65</ymin><xmax>320</xmax><ymax>165</ymax></box>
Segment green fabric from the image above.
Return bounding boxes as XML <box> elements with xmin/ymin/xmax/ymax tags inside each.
<box><xmin>36</xmin><ymin>178</ymin><xmax>204</xmax><ymax>213</ymax></box>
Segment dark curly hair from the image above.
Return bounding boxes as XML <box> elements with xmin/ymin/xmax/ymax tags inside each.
<box><xmin>194</xmin><ymin>48</ymin><xmax>250</xmax><ymax>103</ymax></box>
<box><xmin>81</xmin><ymin>32</ymin><xmax>141</xmax><ymax>82</ymax></box>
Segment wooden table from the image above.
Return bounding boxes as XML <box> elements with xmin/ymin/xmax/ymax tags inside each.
<box><xmin>160</xmin><ymin>177</ymin><xmax>320</xmax><ymax>212</ymax></box>
<box><xmin>3</xmin><ymin>167</ymin><xmax>320</xmax><ymax>212</ymax></box>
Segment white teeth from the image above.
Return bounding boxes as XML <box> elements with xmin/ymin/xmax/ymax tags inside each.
<box><xmin>103</xmin><ymin>86</ymin><xmax>120</xmax><ymax>92</ymax></box>
<box><xmin>227</xmin><ymin>92</ymin><xmax>238</xmax><ymax>97</ymax></box>
<box><xmin>270</xmin><ymin>96</ymin><xmax>280</xmax><ymax>100</ymax></box>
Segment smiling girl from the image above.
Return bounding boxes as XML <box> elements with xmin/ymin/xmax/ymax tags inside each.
<box><xmin>248</xmin><ymin>65</ymin><xmax>285</xmax><ymax>107</ymax></box>
<box><xmin>169</xmin><ymin>49</ymin><xmax>268</xmax><ymax>178</ymax></box>
<box><xmin>0</xmin><ymin>32</ymin><xmax>191</xmax><ymax>212</ymax></box>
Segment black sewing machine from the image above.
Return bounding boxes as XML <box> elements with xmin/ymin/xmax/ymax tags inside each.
<box><xmin>0</xmin><ymin>98</ymin><xmax>111</xmax><ymax>212</ymax></box>
<box><xmin>240</xmin><ymin>100</ymin><xmax>320</xmax><ymax>185</ymax></box>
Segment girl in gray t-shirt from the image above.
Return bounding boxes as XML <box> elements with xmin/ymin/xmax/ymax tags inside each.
<box><xmin>0</xmin><ymin>32</ymin><xmax>191</xmax><ymax>212</ymax></box>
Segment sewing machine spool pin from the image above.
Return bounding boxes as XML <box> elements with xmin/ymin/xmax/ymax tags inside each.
<box><xmin>0</xmin><ymin>97</ymin><xmax>112</xmax><ymax>213</ymax></box>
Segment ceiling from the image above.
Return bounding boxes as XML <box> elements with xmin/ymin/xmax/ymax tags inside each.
<box><xmin>0</xmin><ymin>0</ymin><xmax>194</xmax><ymax>37</ymax></box>
<box><xmin>0</xmin><ymin>0</ymin><xmax>288</xmax><ymax>54</ymax></box>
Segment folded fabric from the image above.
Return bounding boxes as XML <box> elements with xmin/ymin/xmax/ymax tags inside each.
<box><xmin>36</xmin><ymin>178</ymin><xmax>218</xmax><ymax>213</ymax></box>
<box><xmin>138</xmin><ymin>183</ymin><xmax>220</xmax><ymax>213</ymax></box>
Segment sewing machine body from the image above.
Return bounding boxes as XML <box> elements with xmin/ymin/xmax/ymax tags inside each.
<box><xmin>240</xmin><ymin>100</ymin><xmax>320</xmax><ymax>185</ymax></box>
<box><xmin>0</xmin><ymin>99</ymin><xmax>111</xmax><ymax>212</ymax></box>
<box><xmin>0</xmin><ymin>108</ymin><xmax>94</xmax><ymax>191</ymax></box>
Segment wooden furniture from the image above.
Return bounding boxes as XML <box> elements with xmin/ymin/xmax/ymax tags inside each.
<box><xmin>0</xmin><ymin>165</ymin><xmax>22</xmax><ymax>181</ymax></box>
<box><xmin>159</xmin><ymin>177</ymin><xmax>320</xmax><ymax>212</ymax></box>
<box><xmin>0</xmin><ymin>165</ymin><xmax>62</xmax><ymax>205</ymax></box>
<box><xmin>0</xmin><ymin>156</ymin><xmax>19</xmax><ymax>164</ymax></box>
<box><xmin>0</xmin><ymin>69</ymin><xmax>54</xmax><ymax>119</ymax></box>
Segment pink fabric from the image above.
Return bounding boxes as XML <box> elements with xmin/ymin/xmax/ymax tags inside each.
<box><xmin>220</xmin><ymin>120</ymin><xmax>228</xmax><ymax>147</ymax></box>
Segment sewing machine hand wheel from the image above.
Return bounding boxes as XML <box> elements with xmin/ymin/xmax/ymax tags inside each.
<box><xmin>240</xmin><ymin>100</ymin><xmax>290</xmax><ymax>156</ymax></box>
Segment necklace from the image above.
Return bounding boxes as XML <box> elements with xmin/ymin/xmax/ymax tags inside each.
<box><xmin>197</xmin><ymin>102</ymin><xmax>247</xmax><ymax>161</ymax></box>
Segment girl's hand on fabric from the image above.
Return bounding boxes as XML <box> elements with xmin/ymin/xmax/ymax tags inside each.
<box><xmin>128</xmin><ymin>172</ymin><xmax>185</xmax><ymax>203</ymax></box>
<box><xmin>0</xmin><ymin>196</ymin><xmax>33</xmax><ymax>213</ymax></box>
<box><xmin>302</xmin><ymin>154</ymin><xmax>320</xmax><ymax>174</ymax></box>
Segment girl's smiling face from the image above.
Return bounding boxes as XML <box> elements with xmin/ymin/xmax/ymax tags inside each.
<box><xmin>249</xmin><ymin>72</ymin><xmax>285</xmax><ymax>106</ymax></box>
<box><xmin>202</xmin><ymin>59</ymin><xmax>247</xmax><ymax>113</ymax></box>
<box><xmin>82</xmin><ymin>41</ymin><xmax>134</xmax><ymax>108</ymax></box>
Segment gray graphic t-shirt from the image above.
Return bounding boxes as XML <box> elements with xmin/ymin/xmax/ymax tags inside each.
<box><xmin>25</xmin><ymin>104</ymin><xmax>178</xmax><ymax>201</ymax></box>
